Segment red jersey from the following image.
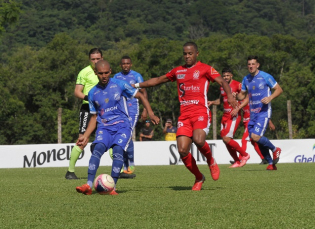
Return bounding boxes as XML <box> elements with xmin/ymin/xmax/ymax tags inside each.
<box><xmin>220</xmin><ymin>80</ymin><xmax>241</xmax><ymax>116</ymax></box>
<box><xmin>166</xmin><ymin>61</ymin><xmax>220</xmax><ymax>114</ymax></box>
<box><xmin>242</xmin><ymin>103</ymin><xmax>250</xmax><ymax>122</ymax></box>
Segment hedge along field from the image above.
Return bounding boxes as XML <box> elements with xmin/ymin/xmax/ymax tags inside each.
<box><xmin>1</xmin><ymin>163</ymin><xmax>314</xmax><ymax>228</ymax></box>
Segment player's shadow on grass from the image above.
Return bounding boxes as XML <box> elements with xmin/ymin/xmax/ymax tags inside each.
<box><xmin>169</xmin><ymin>186</ymin><xmax>223</xmax><ymax>191</ymax></box>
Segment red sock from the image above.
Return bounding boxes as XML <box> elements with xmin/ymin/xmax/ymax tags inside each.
<box><xmin>251</xmin><ymin>139</ymin><xmax>264</xmax><ymax>159</ymax></box>
<box><xmin>241</xmin><ymin>137</ymin><xmax>247</xmax><ymax>152</ymax></box>
<box><xmin>227</xmin><ymin>139</ymin><xmax>248</xmax><ymax>157</ymax></box>
<box><xmin>226</xmin><ymin>144</ymin><xmax>240</xmax><ymax>162</ymax></box>
<box><xmin>197</xmin><ymin>142</ymin><xmax>214</xmax><ymax>165</ymax></box>
<box><xmin>181</xmin><ymin>153</ymin><xmax>203</xmax><ymax>180</ymax></box>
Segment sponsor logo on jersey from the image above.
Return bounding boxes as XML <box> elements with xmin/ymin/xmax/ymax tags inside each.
<box><xmin>259</xmin><ymin>83</ymin><xmax>264</xmax><ymax>89</ymax></box>
<box><xmin>104</xmin><ymin>106</ymin><xmax>118</xmax><ymax>113</ymax></box>
<box><xmin>102</xmin><ymin>91</ymin><xmax>107</xmax><ymax>95</ymax></box>
<box><xmin>180</xmin><ymin>100</ymin><xmax>199</xmax><ymax>106</ymax></box>
<box><xmin>110</xmin><ymin>84</ymin><xmax>117</xmax><ymax>88</ymax></box>
<box><xmin>193</xmin><ymin>70</ymin><xmax>200</xmax><ymax>79</ymax></box>
<box><xmin>105</xmin><ymin>98</ymin><xmax>109</xmax><ymax>103</ymax></box>
<box><xmin>252</xmin><ymin>93</ymin><xmax>261</xmax><ymax>96</ymax></box>
<box><xmin>211</xmin><ymin>68</ymin><xmax>219</xmax><ymax>75</ymax></box>
<box><xmin>94</xmin><ymin>90</ymin><xmax>101</xmax><ymax>95</ymax></box>
<box><xmin>121</xmin><ymin>133</ymin><xmax>127</xmax><ymax>138</ymax></box>
<box><xmin>251</xmin><ymin>100</ymin><xmax>261</xmax><ymax>105</ymax></box>
<box><xmin>118</xmin><ymin>139</ymin><xmax>123</xmax><ymax>143</ymax></box>
<box><xmin>176</xmin><ymin>69</ymin><xmax>187</xmax><ymax>73</ymax></box>
<box><xmin>177</xmin><ymin>74</ymin><xmax>185</xmax><ymax>79</ymax></box>
<box><xmin>114</xmin><ymin>93</ymin><xmax>120</xmax><ymax>101</ymax></box>
<box><xmin>183</xmin><ymin>85</ymin><xmax>200</xmax><ymax>92</ymax></box>
<box><xmin>252</xmin><ymin>86</ymin><xmax>255</xmax><ymax>90</ymax></box>
<box><xmin>198</xmin><ymin>116</ymin><xmax>204</xmax><ymax>121</ymax></box>
<box><xmin>251</xmin><ymin>108</ymin><xmax>261</xmax><ymax>113</ymax></box>
<box><xmin>177</xmin><ymin>121</ymin><xmax>183</xmax><ymax>128</ymax></box>
<box><xmin>224</xmin><ymin>108</ymin><xmax>232</xmax><ymax>113</ymax></box>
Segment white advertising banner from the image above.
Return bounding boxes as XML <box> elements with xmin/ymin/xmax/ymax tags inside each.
<box><xmin>0</xmin><ymin>139</ymin><xmax>314</xmax><ymax>168</ymax></box>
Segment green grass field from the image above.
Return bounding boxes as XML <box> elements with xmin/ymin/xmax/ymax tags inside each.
<box><xmin>1</xmin><ymin>163</ymin><xmax>314</xmax><ymax>229</ymax></box>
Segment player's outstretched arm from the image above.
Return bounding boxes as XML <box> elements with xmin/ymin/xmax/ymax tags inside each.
<box><xmin>236</xmin><ymin>90</ymin><xmax>247</xmax><ymax>101</ymax></box>
<box><xmin>134</xmin><ymin>92</ymin><xmax>160</xmax><ymax>125</ymax></box>
<box><xmin>76</xmin><ymin>114</ymin><xmax>97</xmax><ymax>147</ymax></box>
<box><xmin>74</xmin><ymin>84</ymin><xmax>87</xmax><ymax>100</ymax></box>
<box><xmin>214</xmin><ymin>76</ymin><xmax>238</xmax><ymax>108</ymax></box>
<box><xmin>134</xmin><ymin>75</ymin><xmax>170</xmax><ymax>88</ymax></box>
<box><xmin>261</xmin><ymin>84</ymin><xmax>283</xmax><ymax>104</ymax></box>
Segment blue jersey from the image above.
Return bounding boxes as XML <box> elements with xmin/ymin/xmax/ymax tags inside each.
<box><xmin>241</xmin><ymin>70</ymin><xmax>277</xmax><ymax>117</ymax></box>
<box><xmin>113</xmin><ymin>70</ymin><xmax>144</xmax><ymax>116</ymax></box>
<box><xmin>88</xmin><ymin>78</ymin><xmax>138</xmax><ymax>128</ymax></box>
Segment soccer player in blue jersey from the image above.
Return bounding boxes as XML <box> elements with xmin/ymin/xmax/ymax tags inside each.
<box><xmin>75</xmin><ymin>60</ymin><xmax>159</xmax><ymax>195</ymax></box>
<box><xmin>236</xmin><ymin>56</ymin><xmax>283</xmax><ymax>170</ymax></box>
<box><xmin>112</xmin><ymin>56</ymin><xmax>148</xmax><ymax>174</ymax></box>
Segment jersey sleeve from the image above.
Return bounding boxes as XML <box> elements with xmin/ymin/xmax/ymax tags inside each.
<box><xmin>76</xmin><ymin>69</ymin><xmax>87</xmax><ymax>85</ymax></box>
<box><xmin>88</xmin><ymin>87</ymin><xmax>97</xmax><ymax>114</ymax></box>
<box><xmin>116</xmin><ymin>79</ymin><xmax>138</xmax><ymax>99</ymax></box>
<box><xmin>206</xmin><ymin>66</ymin><xmax>220</xmax><ymax>82</ymax></box>
<box><xmin>263</xmin><ymin>74</ymin><xmax>278</xmax><ymax>88</ymax></box>
<box><xmin>165</xmin><ymin>68</ymin><xmax>177</xmax><ymax>82</ymax></box>
<box><xmin>241</xmin><ymin>77</ymin><xmax>247</xmax><ymax>92</ymax></box>
<box><xmin>135</xmin><ymin>72</ymin><xmax>144</xmax><ymax>83</ymax></box>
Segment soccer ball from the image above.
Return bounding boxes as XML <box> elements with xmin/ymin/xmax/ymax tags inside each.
<box><xmin>94</xmin><ymin>174</ymin><xmax>115</xmax><ymax>194</ymax></box>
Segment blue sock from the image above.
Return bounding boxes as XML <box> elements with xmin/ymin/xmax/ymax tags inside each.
<box><xmin>126</xmin><ymin>140</ymin><xmax>135</xmax><ymax>167</ymax></box>
<box><xmin>87</xmin><ymin>143</ymin><xmax>106</xmax><ymax>188</ymax></box>
<box><xmin>257</xmin><ymin>136</ymin><xmax>276</xmax><ymax>151</ymax></box>
<box><xmin>258</xmin><ymin>144</ymin><xmax>273</xmax><ymax>164</ymax></box>
<box><xmin>112</xmin><ymin>145</ymin><xmax>124</xmax><ymax>184</ymax></box>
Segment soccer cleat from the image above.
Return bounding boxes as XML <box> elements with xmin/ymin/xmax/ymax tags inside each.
<box><xmin>65</xmin><ymin>171</ymin><xmax>79</xmax><ymax>180</ymax></box>
<box><xmin>259</xmin><ymin>158</ymin><xmax>268</xmax><ymax>165</ymax></box>
<box><xmin>229</xmin><ymin>161</ymin><xmax>241</xmax><ymax>168</ymax></box>
<box><xmin>229</xmin><ymin>160</ymin><xmax>235</xmax><ymax>165</ymax></box>
<box><xmin>266</xmin><ymin>164</ymin><xmax>277</xmax><ymax>170</ymax></box>
<box><xmin>239</xmin><ymin>154</ymin><xmax>250</xmax><ymax>167</ymax></box>
<box><xmin>273</xmin><ymin>147</ymin><xmax>281</xmax><ymax>164</ymax></box>
<box><xmin>209</xmin><ymin>159</ymin><xmax>220</xmax><ymax>181</ymax></box>
<box><xmin>124</xmin><ymin>166</ymin><xmax>135</xmax><ymax>174</ymax></box>
<box><xmin>109</xmin><ymin>189</ymin><xmax>118</xmax><ymax>195</ymax></box>
<box><xmin>76</xmin><ymin>184</ymin><xmax>92</xmax><ymax>195</ymax></box>
<box><xmin>192</xmin><ymin>174</ymin><xmax>205</xmax><ymax>191</ymax></box>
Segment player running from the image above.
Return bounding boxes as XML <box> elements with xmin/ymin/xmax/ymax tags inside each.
<box><xmin>236</xmin><ymin>55</ymin><xmax>282</xmax><ymax>170</ymax></box>
<box><xmin>208</xmin><ymin>68</ymin><xmax>250</xmax><ymax>168</ymax></box>
<box><xmin>133</xmin><ymin>42</ymin><xmax>238</xmax><ymax>191</ymax></box>
<box><xmin>112</xmin><ymin>56</ymin><xmax>148</xmax><ymax>175</ymax></box>
<box><xmin>75</xmin><ymin>60</ymin><xmax>159</xmax><ymax>195</ymax></box>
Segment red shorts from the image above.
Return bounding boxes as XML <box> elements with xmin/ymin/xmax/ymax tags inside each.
<box><xmin>220</xmin><ymin>114</ymin><xmax>241</xmax><ymax>138</ymax></box>
<box><xmin>176</xmin><ymin>112</ymin><xmax>211</xmax><ymax>138</ymax></box>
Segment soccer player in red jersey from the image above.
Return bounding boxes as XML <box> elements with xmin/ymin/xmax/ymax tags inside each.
<box><xmin>208</xmin><ymin>68</ymin><xmax>250</xmax><ymax>168</ymax></box>
<box><xmin>133</xmin><ymin>42</ymin><xmax>238</xmax><ymax>191</ymax></box>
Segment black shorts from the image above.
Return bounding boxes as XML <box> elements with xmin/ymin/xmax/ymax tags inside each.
<box><xmin>79</xmin><ymin>104</ymin><xmax>92</xmax><ymax>134</ymax></box>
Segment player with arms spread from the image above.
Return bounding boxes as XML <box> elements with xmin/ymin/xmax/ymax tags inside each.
<box><xmin>208</xmin><ymin>68</ymin><xmax>250</xmax><ymax>168</ymax></box>
<box><xmin>133</xmin><ymin>42</ymin><xmax>238</xmax><ymax>191</ymax></box>
<box><xmin>75</xmin><ymin>60</ymin><xmax>159</xmax><ymax>195</ymax></box>
<box><xmin>236</xmin><ymin>55</ymin><xmax>282</xmax><ymax>170</ymax></box>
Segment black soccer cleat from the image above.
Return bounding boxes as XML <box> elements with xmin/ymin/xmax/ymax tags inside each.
<box><xmin>259</xmin><ymin>159</ymin><xmax>268</xmax><ymax>165</ymax></box>
<box><xmin>65</xmin><ymin>171</ymin><xmax>79</xmax><ymax>180</ymax></box>
<box><xmin>119</xmin><ymin>173</ymin><xmax>136</xmax><ymax>179</ymax></box>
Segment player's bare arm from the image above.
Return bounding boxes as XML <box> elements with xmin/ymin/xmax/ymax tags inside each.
<box><xmin>134</xmin><ymin>92</ymin><xmax>160</xmax><ymax>125</ymax></box>
<box><xmin>133</xmin><ymin>75</ymin><xmax>170</xmax><ymax>88</ymax></box>
<box><xmin>231</xmin><ymin>94</ymin><xmax>249</xmax><ymax>117</ymax></box>
<box><xmin>214</xmin><ymin>76</ymin><xmax>238</xmax><ymax>108</ymax></box>
<box><xmin>207</xmin><ymin>97</ymin><xmax>221</xmax><ymax>107</ymax></box>
<box><xmin>74</xmin><ymin>84</ymin><xmax>86</xmax><ymax>100</ymax></box>
<box><xmin>261</xmin><ymin>84</ymin><xmax>283</xmax><ymax>104</ymax></box>
<box><xmin>76</xmin><ymin>114</ymin><xmax>97</xmax><ymax>147</ymax></box>
<box><xmin>139</xmin><ymin>88</ymin><xmax>148</xmax><ymax>120</ymax></box>
<box><xmin>236</xmin><ymin>90</ymin><xmax>247</xmax><ymax>101</ymax></box>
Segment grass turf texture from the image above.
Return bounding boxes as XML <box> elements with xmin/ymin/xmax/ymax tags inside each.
<box><xmin>1</xmin><ymin>163</ymin><xmax>314</xmax><ymax>228</ymax></box>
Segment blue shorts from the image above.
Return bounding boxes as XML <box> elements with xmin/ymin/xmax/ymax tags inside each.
<box><xmin>128</xmin><ymin>111</ymin><xmax>139</xmax><ymax>130</ymax></box>
<box><xmin>93</xmin><ymin>124</ymin><xmax>132</xmax><ymax>151</ymax></box>
<box><xmin>248</xmin><ymin>114</ymin><xmax>269</xmax><ymax>137</ymax></box>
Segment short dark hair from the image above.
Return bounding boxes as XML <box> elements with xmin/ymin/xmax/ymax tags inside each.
<box><xmin>121</xmin><ymin>55</ymin><xmax>132</xmax><ymax>63</ymax></box>
<box><xmin>247</xmin><ymin>55</ymin><xmax>259</xmax><ymax>62</ymax></box>
<box><xmin>222</xmin><ymin>67</ymin><xmax>233</xmax><ymax>74</ymax></box>
<box><xmin>183</xmin><ymin>42</ymin><xmax>198</xmax><ymax>51</ymax></box>
<box><xmin>89</xmin><ymin>48</ymin><xmax>103</xmax><ymax>57</ymax></box>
